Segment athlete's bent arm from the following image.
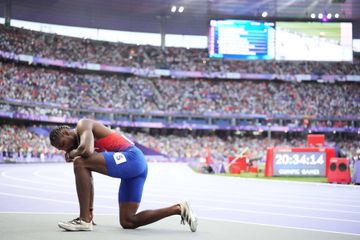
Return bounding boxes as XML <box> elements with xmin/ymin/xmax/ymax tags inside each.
<box><xmin>69</xmin><ymin>119</ymin><xmax>95</xmax><ymax>159</ymax></box>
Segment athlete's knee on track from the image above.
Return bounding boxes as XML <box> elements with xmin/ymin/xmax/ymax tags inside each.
<box><xmin>119</xmin><ymin>217</ymin><xmax>137</xmax><ymax>229</ymax></box>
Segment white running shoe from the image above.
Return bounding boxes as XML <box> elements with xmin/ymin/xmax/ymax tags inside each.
<box><xmin>58</xmin><ymin>217</ymin><xmax>93</xmax><ymax>231</ymax></box>
<box><xmin>179</xmin><ymin>201</ymin><xmax>198</xmax><ymax>232</ymax></box>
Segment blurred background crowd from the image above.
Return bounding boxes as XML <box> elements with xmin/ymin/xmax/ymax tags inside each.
<box><xmin>0</xmin><ymin>26</ymin><xmax>359</xmax><ymax>164</ymax></box>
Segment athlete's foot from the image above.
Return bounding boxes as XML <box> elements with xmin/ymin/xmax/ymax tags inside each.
<box><xmin>58</xmin><ymin>217</ymin><xmax>93</xmax><ymax>231</ymax></box>
<box><xmin>179</xmin><ymin>201</ymin><xmax>198</xmax><ymax>232</ymax></box>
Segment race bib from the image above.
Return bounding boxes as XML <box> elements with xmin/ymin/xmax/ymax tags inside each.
<box><xmin>113</xmin><ymin>152</ymin><xmax>126</xmax><ymax>165</ymax></box>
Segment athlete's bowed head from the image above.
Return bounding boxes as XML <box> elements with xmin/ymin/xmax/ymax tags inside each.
<box><xmin>49</xmin><ymin>125</ymin><xmax>79</xmax><ymax>161</ymax></box>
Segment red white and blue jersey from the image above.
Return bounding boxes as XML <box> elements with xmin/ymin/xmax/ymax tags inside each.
<box><xmin>94</xmin><ymin>132</ymin><xmax>134</xmax><ymax>152</ymax></box>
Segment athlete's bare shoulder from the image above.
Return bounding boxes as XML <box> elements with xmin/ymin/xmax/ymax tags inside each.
<box><xmin>76</xmin><ymin>119</ymin><xmax>94</xmax><ymax>132</ymax></box>
<box><xmin>77</xmin><ymin>119</ymin><xmax>115</xmax><ymax>139</ymax></box>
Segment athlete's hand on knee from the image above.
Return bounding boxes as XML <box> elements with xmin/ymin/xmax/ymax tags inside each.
<box><xmin>73</xmin><ymin>156</ymin><xmax>82</xmax><ymax>162</ymax></box>
<box><xmin>65</xmin><ymin>152</ymin><xmax>74</xmax><ymax>162</ymax></box>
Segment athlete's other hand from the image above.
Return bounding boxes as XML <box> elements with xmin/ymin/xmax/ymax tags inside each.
<box><xmin>65</xmin><ymin>152</ymin><xmax>73</xmax><ymax>162</ymax></box>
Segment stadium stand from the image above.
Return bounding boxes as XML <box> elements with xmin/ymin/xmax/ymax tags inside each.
<box><xmin>0</xmin><ymin>26</ymin><xmax>359</xmax><ymax>164</ymax></box>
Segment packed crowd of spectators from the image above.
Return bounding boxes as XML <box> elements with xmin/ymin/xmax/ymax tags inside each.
<box><xmin>1</xmin><ymin>62</ymin><xmax>359</xmax><ymax>117</ymax></box>
<box><xmin>0</xmin><ymin>62</ymin><xmax>157</xmax><ymax>111</ymax></box>
<box><xmin>1</xmin><ymin>25</ymin><xmax>359</xmax><ymax>170</ymax></box>
<box><xmin>0</xmin><ymin>124</ymin><xmax>62</xmax><ymax>163</ymax></box>
<box><xmin>1</xmin><ymin>25</ymin><xmax>359</xmax><ymax>75</ymax></box>
<box><xmin>152</xmin><ymin>77</ymin><xmax>360</xmax><ymax>116</ymax></box>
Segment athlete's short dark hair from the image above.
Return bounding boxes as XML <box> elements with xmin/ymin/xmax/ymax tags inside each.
<box><xmin>49</xmin><ymin>125</ymin><xmax>70</xmax><ymax>146</ymax></box>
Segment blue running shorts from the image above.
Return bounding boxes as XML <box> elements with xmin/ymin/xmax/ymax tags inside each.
<box><xmin>102</xmin><ymin>146</ymin><xmax>148</xmax><ymax>203</ymax></box>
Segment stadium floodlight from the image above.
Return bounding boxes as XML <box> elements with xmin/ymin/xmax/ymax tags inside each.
<box><xmin>178</xmin><ymin>6</ymin><xmax>184</xmax><ymax>13</ymax></box>
<box><xmin>318</xmin><ymin>13</ymin><xmax>323</xmax><ymax>19</ymax></box>
<box><xmin>334</xmin><ymin>13</ymin><xmax>340</xmax><ymax>18</ymax></box>
<box><xmin>310</xmin><ymin>13</ymin><xmax>316</xmax><ymax>18</ymax></box>
<box><xmin>171</xmin><ymin>6</ymin><xmax>177</xmax><ymax>13</ymax></box>
<box><xmin>327</xmin><ymin>13</ymin><xmax>332</xmax><ymax>19</ymax></box>
<box><xmin>262</xmin><ymin>11</ymin><xmax>268</xmax><ymax>18</ymax></box>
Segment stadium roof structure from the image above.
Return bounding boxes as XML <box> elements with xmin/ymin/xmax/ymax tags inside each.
<box><xmin>0</xmin><ymin>0</ymin><xmax>359</xmax><ymax>35</ymax></box>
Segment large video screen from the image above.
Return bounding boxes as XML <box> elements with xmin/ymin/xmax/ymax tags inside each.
<box><xmin>276</xmin><ymin>22</ymin><xmax>353</xmax><ymax>61</ymax></box>
<box><xmin>209</xmin><ymin>20</ymin><xmax>275</xmax><ymax>60</ymax></box>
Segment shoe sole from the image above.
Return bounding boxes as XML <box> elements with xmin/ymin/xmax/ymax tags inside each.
<box><xmin>183</xmin><ymin>201</ymin><xmax>198</xmax><ymax>232</ymax></box>
<box><xmin>190</xmin><ymin>216</ymin><xmax>198</xmax><ymax>232</ymax></box>
<box><xmin>58</xmin><ymin>223</ymin><xmax>93</xmax><ymax>231</ymax></box>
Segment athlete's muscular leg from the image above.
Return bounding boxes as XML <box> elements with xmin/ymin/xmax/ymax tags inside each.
<box><xmin>89</xmin><ymin>172</ymin><xmax>94</xmax><ymax>221</ymax></box>
<box><xmin>74</xmin><ymin>151</ymin><xmax>181</xmax><ymax>228</ymax></box>
<box><xmin>73</xmin><ymin>161</ymin><xmax>91</xmax><ymax>222</ymax></box>
<box><xmin>72</xmin><ymin>153</ymin><xmax>108</xmax><ymax>222</ymax></box>
<box><xmin>119</xmin><ymin>202</ymin><xmax>181</xmax><ymax>229</ymax></box>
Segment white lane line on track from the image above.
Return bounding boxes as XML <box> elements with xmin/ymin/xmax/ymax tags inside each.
<box><xmin>198</xmin><ymin>206</ymin><xmax>360</xmax><ymax>223</ymax></box>
<box><xmin>2</xmin><ymin>180</ymin><xmax>360</xmax><ymax>214</ymax></box>
<box><xmin>1</xmin><ymin>171</ymin><xmax>75</xmax><ymax>188</ymax></box>
<box><xmin>3</xmin><ymin>171</ymin><xmax>360</xmax><ymax>213</ymax></box>
<box><xmin>0</xmin><ymin>162</ymin><xmax>357</xmax><ymax>191</ymax></box>
<box><xmin>144</xmin><ymin>183</ymin><xmax>360</xmax><ymax>203</ymax></box>
<box><xmin>24</xmin><ymin>166</ymin><xmax>360</xmax><ymax>201</ymax></box>
<box><xmin>141</xmin><ymin>178</ymin><xmax>360</xmax><ymax>203</ymax></box>
<box><xmin>0</xmin><ymin>211</ymin><xmax>359</xmax><ymax>237</ymax></box>
<box><xmin>0</xmin><ymin>192</ymin><xmax>117</xmax><ymax>209</ymax></box>
<box><xmin>0</xmin><ymin>182</ymin><xmax>115</xmax><ymax>199</ymax></box>
<box><xmin>33</xmin><ymin>170</ymin><xmax>119</xmax><ymax>185</ymax></box>
<box><xmin>0</xmin><ymin>183</ymin><xmax>360</xmax><ymax>214</ymax></box>
<box><xmin>206</xmin><ymin>174</ymin><xmax>360</xmax><ymax>189</ymax></box>
<box><xmin>5</xmin><ymin>172</ymin><xmax>360</xmax><ymax>206</ymax></box>
<box><xmin>0</xmin><ymin>191</ymin><xmax>189</xmax><ymax>210</ymax></box>
<box><xmin>182</xmin><ymin>196</ymin><xmax>360</xmax><ymax>214</ymax></box>
<box><xmin>4</xmin><ymin>166</ymin><xmax>359</xmax><ymax>203</ymax></box>
<box><xmin>145</xmin><ymin>189</ymin><xmax>360</xmax><ymax>208</ymax></box>
<box><xmin>33</xmin><ymin>170</ymin><xmax>72</xmax><ymax>183</ymax></box>
<box><xmin>1</xmin><ymin>171</ymin><xmax>121</xmax><ymax>190</ymax></box>
<box><xmin>201</xmin><ymin>216</ymin><xmax>360</xmax><ymax>237</ymax></box>
<box><xmin>1</xmin><ymin>191</ymin><xmax>360</xmax><ymax>224</ymax></box>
